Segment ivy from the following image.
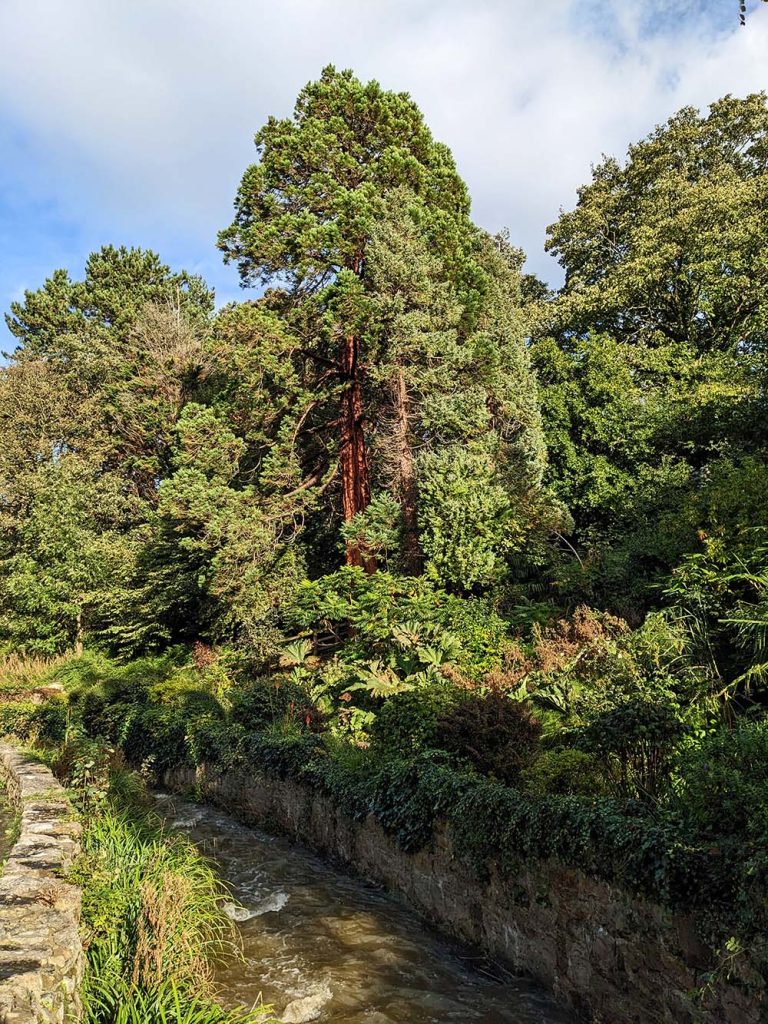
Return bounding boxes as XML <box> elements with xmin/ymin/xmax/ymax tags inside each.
<box><xmin>188</xmin><ymin>725</ymin><xmax>762</xmax><ymax>961</ymax></box>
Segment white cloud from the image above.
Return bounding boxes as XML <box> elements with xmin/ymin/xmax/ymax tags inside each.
<box><xmin>0</xmin><ymin>0</ymin><xmax>766</xmax><ymax>288</ymax></box>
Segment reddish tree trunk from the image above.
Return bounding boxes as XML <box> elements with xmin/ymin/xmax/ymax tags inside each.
<box><xmin>393</xmin><ymin>366</ymin><xmax>422</xmax><ymax>574</ymax></box>
<box><xmin>340</xmin><ymin>331</ymin><xmax>374</xmax><ymax>572</ymax></box>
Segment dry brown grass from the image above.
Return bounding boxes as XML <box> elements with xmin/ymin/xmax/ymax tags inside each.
<box><xmin>132</xmin><ymin>868</ymin><xmax>213</xmax><ymax>993</ymax></box>
<box><xmin>0</xmin><ymin>652</ymin><xmax>69</xmax><ymax>695</ymax></box>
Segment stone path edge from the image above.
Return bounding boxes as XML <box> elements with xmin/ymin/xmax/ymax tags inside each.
<box><xmin>0</xmin><ymin>743</ymin><xmax>83</xmax><ymax>1024</ymax></box>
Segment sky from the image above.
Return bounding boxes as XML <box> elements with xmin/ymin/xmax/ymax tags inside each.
<box><xmin>0</xmin><ymin>0</ymin><xmax>767</xmax><ymax>343</ymax></box>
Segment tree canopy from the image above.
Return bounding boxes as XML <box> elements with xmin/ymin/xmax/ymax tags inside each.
<box><xmin>0</xmin><ymin>76</ymin><xmax>767</xmax><ymax>706</ymax></box>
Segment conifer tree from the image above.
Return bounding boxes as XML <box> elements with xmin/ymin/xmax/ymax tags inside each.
<box><xmin>218</xmin><ymin>66</ymin><xmax>474</xmax><ymax>567</ymax></box>
<box><xmin>219</xmin><ymin>67</ymin><xmax>548</xmax><ymax>579</ymax></box>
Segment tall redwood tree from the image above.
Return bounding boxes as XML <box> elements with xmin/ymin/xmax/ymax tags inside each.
<box><xmin>218</xmin><ymin>66</ymin><xmax>472</xmax><ymax>567</ymax></box>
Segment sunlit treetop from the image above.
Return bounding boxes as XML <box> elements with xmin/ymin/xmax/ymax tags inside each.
<box><xmin>218</xmin><ymin>65</ymin><xmax>472</xmax><ymax>290</ymax></box>
<box><xmin>546</xmin><ymin>92</ymin><xmax>768</xmax><ymax>351</ymax></box>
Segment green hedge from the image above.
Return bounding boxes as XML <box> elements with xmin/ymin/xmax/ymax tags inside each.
<box><xmin>186</xmin><ymin>725</ymin><xmax>753</xmax><ymax>929</ymax></box>
<box><xmin>0</xmin><ymin>699</ymin><xmax>67</xmax><ymax>743</ymax></box>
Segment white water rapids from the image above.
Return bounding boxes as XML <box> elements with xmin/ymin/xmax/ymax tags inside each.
<box><xmin>156</xmin><ymin>793</ymin><xmax>574</xmax><ymax>1024</ymax></box>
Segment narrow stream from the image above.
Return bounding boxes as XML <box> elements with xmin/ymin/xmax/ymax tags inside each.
<box><xmin>157</xmin><ymin>793</ymin><xmax>574</xmax><ymax>1024</ymax></box>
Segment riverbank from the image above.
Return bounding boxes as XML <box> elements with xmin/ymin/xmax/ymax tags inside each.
<box><xmin>165</xmin><ymin>761</ymin><xmax>763</xmax><ymax>1024</ymax></box>
<box><xmin>2</xmin><ymin>652</ymin><xmax>767</xmax><ymax>1023</ymax></box>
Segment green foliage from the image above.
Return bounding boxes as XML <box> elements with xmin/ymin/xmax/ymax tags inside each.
<box><xmin>418</xmin><ymin>445</ymin><xmax>519</xmax><ymax>590</ymax></box>
<box><xmin>665</xmin><ymin>531</ymin><xmax>768</xmax><ymax>695</ymax></box>
<box><xmin>0</xmin><ymin>457</ymin><xmax>131</xmax><ymax>654</ymax></box>
<box><xmin>546</xmin><ymin>94</ymin><xmax>768</xmax><ymax>351</ymax></box>
<box><xmin>152</xmin><ymin>405</ymin><xmax>306</xmax><ymax>646</ymax></box>
<box><xmin>517</xmin><ymin>606</ymin><xmax>695</xmax><ymax>800</ymax></box>
<box><xmin>340</xmin><ymin>494</ymin><xmax>402</xmax><ymax>570</ymax></box>
<box><xmin>218</xmin><ymin>65</ymin><xmax>471</xmax><ymax>289</ymax></box>
<box><xmin>369</xmin><ymin>683</ymin><xmax>459</xmax><ymax>756</ymax></box>
<box><xmin>229</xmin><ymin>676</ymin><xmax>308</xmax><ymax>733</ymax></box>
<box><xmin>0</xmin><ymin>697</ymin><xmax>67</xmax><ymax>745</ymax></box>
<box><xmin>672</xmin><ymin>719</ymin><xmax>768</xmax><ymax>840</ymax></box>
<box><xmin>73</xmin><ymin>806</ymin><xmax>265</xmax><ymax>1024</ymax></box>
<box><xmin>0</xmin><ymin>701</ymin><xmax>37</xmax><ymax>740</ymax></box>
<box><xmin>534</xmin><ymin>93</ymin><xmax>768</xmax><ymax>618</ymax></box>
<box><xmin>83</xmin><ymin>969</ymin><xmax>268</xmax><ymax>1024</ymax></box>
<box><xmin>289</xmin><ymin>567</ymin><xmax>509</xmax><ymax>677</ymax></box>
<box><xmin>53</xmin><ymin>652</ymin><xmax>228</xmax><ymax>775</ymax></box>
<box><xmin>436</xmin><ymin>693</ymin><xmax>542</xmax><ymax>784</ymax></box>
<box><xmin>285</xmin><ymin>567</ymin><xmax>519</xmax><ymax>740</ymax></box>
<box><xmin>570</xmin><ymin>694</ymin><xmax>687</xmax><ymax>801</ymax></box>
<box><xmin>521</xmin><ymin>749</ymin><xmax>607</xmax><ymax>797</ymax></box>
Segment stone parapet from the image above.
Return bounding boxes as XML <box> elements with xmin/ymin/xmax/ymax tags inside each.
<box><xmin>0</xmin><ymin>744</ymin><xmax>83</xmax><ymax>1024</ymax></box>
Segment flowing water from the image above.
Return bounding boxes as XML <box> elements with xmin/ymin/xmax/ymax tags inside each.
<box><xmin>157</xmin><ymin>793</ymin><xmax>574</xmax><ymax>1024</ymax></box>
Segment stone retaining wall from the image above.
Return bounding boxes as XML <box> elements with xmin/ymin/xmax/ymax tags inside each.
<box><xmin>0</xmin><ymin>744</ymin><xmax>83</xmax><ymax>1024</ymax></box>
<box><xmin>166</xmin><ymin>763</ymin><xmax>765</xmax><ymax>1024</ymax></box>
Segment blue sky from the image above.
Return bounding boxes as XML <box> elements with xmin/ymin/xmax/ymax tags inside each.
<box><xmin>0</xmin><ymin>0</ymin><xmax>766</xmax><ymax>347</ymax></box>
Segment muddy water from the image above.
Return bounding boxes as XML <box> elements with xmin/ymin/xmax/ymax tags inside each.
<box><xmin>157</xmin><ymin>793</ymin><xmax>573</xmax><ymax>1024</ymax></box>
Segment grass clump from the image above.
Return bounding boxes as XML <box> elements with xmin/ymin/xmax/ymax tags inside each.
<box><xmin>72</xmin><ymin>806</ymin><xmax>272</xmax><ymax>1024</ymax></box>
<box><xmin>83</xmin><ymin>967</ymin><xmax>269</xmax><ymax>1024</ymax></box>
<box><xmin>54</xmin><ymin>723</ymin><xmax>272</xmax><ymax>1024</ymax></box>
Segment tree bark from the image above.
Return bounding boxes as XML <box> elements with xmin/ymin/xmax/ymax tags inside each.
<box><xmin>393</xmin><ymin>366</ymin><xmax>422</xmax><ymax>574</ymax></box>
<box><xmin>74</xmin><ymin>608</ymin><xmax>84</xmax><ymax>655</ymax></box>
<box><xmin>340</xmin><ymin>331</ymin><xmax>374</xmax><ymax>572</ymax></box>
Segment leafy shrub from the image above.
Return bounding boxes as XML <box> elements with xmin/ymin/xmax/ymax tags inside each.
<box><xmin>418</xmin><ymin>445</ymin><xmax>520</xmax><ymax>590</ymax></box>
<box><xmin>188</xmin><ymin>720</ymin><xmax>246</xmax><ymax>771</ymax></box>
<box><xmin>60</xmin><ymin>654</ymin><xmax>159</xmax><ymax>742</ymax></box>
<box><xmin>0</xmin><ymin>697</ymin><xmax>67</xmax><ymax>743</ymax></box>
<box><xmin>29</xmin><ymin>698</ymin><xmax>68</xmax><ymax>743</ymax></box>
<box><xmin>436</xmin><ymin>693</ymin><xmax>542</xmax><ymax>783</ymax></box>
<box><xmin>150</xmin><ymin>674</ymin><xmax>225</xmax><ymax>719</ymax></box>
<box><xmin>571</xmin><ymin>694</ymin><xmax>687</xmax><ymax>800</ymax></box>
<box><xmin>369</xmin><ymin>683</ymin><xmax>459</xmax><ymax>755</ymax></box>
<box><xmin>673</xmin><ymin>719</ymin><xmax>768</xmax><ymax>839</ymax></box>
<box><xmin>54</xmin><ymin>731</ymin><xmax>119</xmax><ymax>814</ymax></box>
<box><xmin>229</xmin><ymin>676</ymin><xmax>319</xmax><ymax>733</ymax></box>
<box><xmin>53</xmin><ymin>653</ymin><xmax>230</xmax><ymax>775</ymax></box>
<box><xmin>55</xmin><ymin>652</ymin><xmax>180</xmax><ymax>696</ymax></box>
<box><xmin>340</xmin><ymin>492</ymin><xmax>402</xmax><ymax>570</ymax></box>
<box><xmin>436</xmin><ymin>596</ymin><xmax>513</xmax><ymax>677</ymax></box>
<box><xmin>522</xmin><ymin>749</ymin><xmax>606</xmax><ymax>796</ymax></box>
<box><xmin>289</xmin><ymin>567</ymin><xmax>510</xmax><ymax>678</ymax></box>
<box><xmin>0</xmin><ymin>700</ymin><xmax>38</xmax><ymax>738</ymax></box>
<box><xmin>122</xmin><ymin>706</ymin><xmax>190</xmax><ymax>774</ymax></box>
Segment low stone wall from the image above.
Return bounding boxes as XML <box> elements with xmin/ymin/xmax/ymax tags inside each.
<box><xmin>0</xmin><ymin>744</ymin><xmax>83</xmax><ymax>1024</ymax></box>
<box><xmin>166</xmin><ymin>763</ymin><xmax>764</xmax><ymax>1024</ymax></box>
